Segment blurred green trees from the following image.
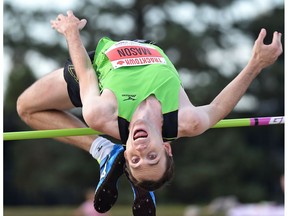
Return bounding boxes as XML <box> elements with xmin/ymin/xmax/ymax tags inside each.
<box><xmin>4</xmin><ymin>0</ymin><xmax>284</xmax><ymax>206</ymax></box>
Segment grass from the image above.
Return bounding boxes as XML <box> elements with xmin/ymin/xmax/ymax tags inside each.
<box><xmin>4</xmin><ymin>205</ymin><xmax>227</xmax><ymax>216</ymax></box>
<box><xmin>3</xmin><ymin>205</ymin><xmax>187</xmax><ymax>216</ymax></box>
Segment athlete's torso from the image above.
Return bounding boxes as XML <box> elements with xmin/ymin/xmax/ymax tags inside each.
<box><xmin>93</xmin><ymin>37</ymin><xmax>183</xmax><ymax>143</ymax></box>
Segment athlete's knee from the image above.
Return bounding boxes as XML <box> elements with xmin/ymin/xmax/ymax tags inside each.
<box><xmin>17</xmin><ymin>85</ymin><xmax>40</xmax><ymax>125</ymax></box>
<box><xmin>16</xmin><ymin>91</ymin><xmax>31</xmax><ymax>122</ymax></box>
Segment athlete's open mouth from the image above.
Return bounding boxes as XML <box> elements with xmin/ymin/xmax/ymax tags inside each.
<box><xmin>133</xmin><ymin>129</ymin><xmax>148</xmax><ymax>141</ymax></box>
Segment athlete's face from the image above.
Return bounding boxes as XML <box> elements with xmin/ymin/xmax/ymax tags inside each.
<box><xmin>124</xmin><ymin>119</ymin><xmax>172</xmax><ymax>182</ymax></box>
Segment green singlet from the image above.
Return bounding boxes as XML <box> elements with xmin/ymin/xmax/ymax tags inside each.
<box><xmin>93</xmin><ymin>37</ymin><xmax>182</xmax><ymax>143</ymax></box>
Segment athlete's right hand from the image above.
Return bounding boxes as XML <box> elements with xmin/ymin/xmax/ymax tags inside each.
<box><xmin>50</xmin><ymin>10</ymin><xmax>87</xmax><ymax>36</ymax></box>
<box><xmin>249</xmin><ymin>28</ymin><xmax>282</xmax><ymax>74</ymax></box>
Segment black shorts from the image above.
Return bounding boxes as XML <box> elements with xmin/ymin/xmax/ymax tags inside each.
<box><xmin>63</xmin><ymin>40</ymin><xmax>155</xmax><ymax>107</ymax></box>
<box><xmin>63</xmin><ymin>51</ymin><xmax>95</xmax><ymax>107</ymax></box>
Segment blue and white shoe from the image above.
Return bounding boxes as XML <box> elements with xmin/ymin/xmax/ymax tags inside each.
<box><xmin>124</xmin><ymin>170</ymin><xmax>156</xmax><ymax>216</ymax></box>
<box><xmin>131</xmin><ymin>185</ymin><xmax>156</xmax><ymax>216</ymax></box>
<box><xmin>94</xmin><ymin>144</ymin><xmax>125</xmax><ymax>213</ymax></box>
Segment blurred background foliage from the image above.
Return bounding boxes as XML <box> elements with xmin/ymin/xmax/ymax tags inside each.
<box><xmin>4</xmin><ymin>0</ymin><xmax>284</xmax><ymax>207</ymax></box>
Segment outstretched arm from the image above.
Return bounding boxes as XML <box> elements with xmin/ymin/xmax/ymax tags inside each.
<box><xmin>180</xmin><ymin>29</ymin><xmax>283</xmax><ymax>137</ymax></box>
<box><xmin>50</xmin><ymin>10</ymin><xmax>101</xmax><ymax>114</ymax></box>
<box><xmin>50</xmin><ymin>11</ymin><xmax>115</xmax><ymax>134</ymax></box>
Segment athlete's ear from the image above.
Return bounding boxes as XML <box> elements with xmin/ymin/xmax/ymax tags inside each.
<box><xmin>124</xmin><ymin>151</ymin><xmax>128</xmax><ymax>159</ymax></box>
<box><xmin>163</xmin><ymin>142</ymin><xmax>173</xmax><ymax>156</ymax></box>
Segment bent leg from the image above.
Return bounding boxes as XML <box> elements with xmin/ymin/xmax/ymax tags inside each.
<box><xmin>17</xmin><ymin>68</ymin><xmax>96</xmax><ymax>151</ymax></box>
<box><xmin>16</xmin><ymin>67</ymin><xmax>131</xmax><ymax>213</ymax></box>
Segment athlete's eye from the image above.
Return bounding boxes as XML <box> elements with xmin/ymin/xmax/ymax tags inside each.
<box><xmin>131</xmin><ymin>156</ymin><xmax>140</xmax><ymax>164</ymax></box>
<box><xmin>147</xmin><ymin>153</ymin><xmax>157</xmax><ymax>160</ymax></box>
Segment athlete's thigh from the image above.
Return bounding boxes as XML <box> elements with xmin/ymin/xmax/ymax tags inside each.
<box><xmin>20</xmin><ymin>68</ymin><xmax>75</xmax><ymax>112</ymax></box>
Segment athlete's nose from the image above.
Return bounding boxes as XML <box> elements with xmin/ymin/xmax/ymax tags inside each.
<box><xmin>135</xmin><ymin>144</ymin><xmax>147</xmax><ymax>151</ymax></box>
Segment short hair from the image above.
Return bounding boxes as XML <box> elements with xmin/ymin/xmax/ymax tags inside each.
<box><xmin>125</xmin><ymin>151</ymin><xmax>174</xmax><ymax>191</ymax></box>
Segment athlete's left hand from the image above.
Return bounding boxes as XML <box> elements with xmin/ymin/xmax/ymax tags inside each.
<box><xmin>50</xmin><ymin>10</ymin><xmax>87</xmax><ymax>36</ymax></box>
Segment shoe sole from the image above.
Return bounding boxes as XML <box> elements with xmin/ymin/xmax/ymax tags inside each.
<box><xmin>94</xmin><ymin>150</ymin><xmax>125</xmax><ymax>213</ymax></box>
<box><xmin>132</xmin><ymin>189</ymin><xmax>156</xmax><ymax>216</ymax></box>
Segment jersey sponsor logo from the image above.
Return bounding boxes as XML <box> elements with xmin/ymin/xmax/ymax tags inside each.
<box><xmin>122</xmin><ymin>94</ymin><xmax>136</xmax><ymax>101</ymax></box>
<box><xmin>105</xmin><ymin>40</ymin><xmax>166</xmax><ymax>69</ymax></box>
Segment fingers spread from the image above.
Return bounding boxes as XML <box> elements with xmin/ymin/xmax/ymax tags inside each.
<box><xmin>79</xmin><ymin>19</ymin><xmax>87</xmax><ymax>30</ymax></box>
<box><xmin>67</xmin><ymin>10</ymin><xmax>74</xmax><ymax>17</ymax></box>
<box><xmin>50</xmin><ymin>19</ymin><xmax>59</xmax><ymax>28</ymax></box>
<box><xmin>50</xmin><ymin>20</ymin><xmax>55</xmax><ymax>28</ymax></box>
<box><xmin>57</xmin><ymin>14</ymin><xmax>65</xmax><ymax>21</ymax></box>
<box><xmin>272</xmin><ymin>31</ymin><xmax>282</xmax><ymax>46</ymax></box>
<box><xmin>256</xmin><ymin>28</ymin><xmax>266</xmax><ymax>45</ymax></box>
